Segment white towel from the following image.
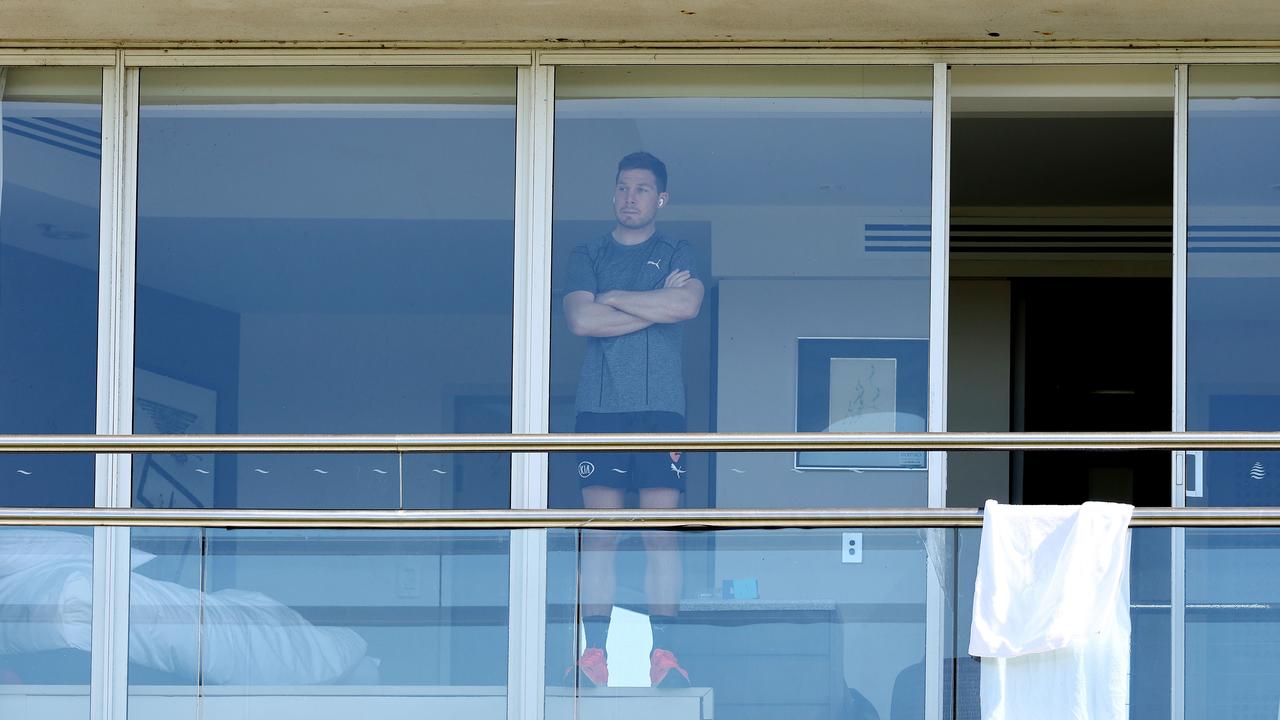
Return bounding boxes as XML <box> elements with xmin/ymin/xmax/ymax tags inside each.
<box><xmin>969</xmin><ymin>500</ymin><xmax>1133</xmax><ymax>720</ymax></box>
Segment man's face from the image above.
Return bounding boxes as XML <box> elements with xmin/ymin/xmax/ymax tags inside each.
<box><xmin>613</xmin><ymin>168</ymin><xmax>667</xmax><ymax>230</ymax></box>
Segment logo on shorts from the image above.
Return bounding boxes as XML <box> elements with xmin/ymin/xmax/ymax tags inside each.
<box><xmin>670</xmin><ymin>463</ymin><xmax>687</xmax><ymax>478</ymax></box>
<box><xmin>578</xmin><ymin>461</ymin><xmax>595</xmax><ymax>479</ymax></box>
<box><xmin>669</xmin><ymin>452</ymin><xmax>682</xmax><ymax>463</ymax></box>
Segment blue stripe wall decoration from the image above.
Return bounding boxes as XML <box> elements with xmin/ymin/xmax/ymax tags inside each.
<box><xmin>1189</xmin><ymin>225</ymin><xmax>1280</xmax><ymax>254</ymax></box>
<box><xmin>864</xmin><ymin>223</ymin><xmax>930</xmax><ymax>253</ymax></box>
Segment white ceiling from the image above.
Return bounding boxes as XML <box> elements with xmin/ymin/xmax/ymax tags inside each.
<box><xmin>1</xmin><ymin>0</ymin><xmax>1279</xmax><ymax>44</ymax></box>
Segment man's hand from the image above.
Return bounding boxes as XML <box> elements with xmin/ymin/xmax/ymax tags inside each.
<box><xmin>597</xmin><ymin>270</ymin><xmax>690</xmax><ymax>307</ymax></box>
<box><xmin>663</xmin><ymin>270</ymin><xmax>692</xmax><ymax>288</ymax></box>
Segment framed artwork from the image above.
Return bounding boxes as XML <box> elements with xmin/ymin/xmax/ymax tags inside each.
<box><xmin>795</xmin><ymin>337</ymin><xmax>928</xmax><ymax>471</ymax></box>
<box><xmin>132</xmin><ymin>369</ymin><xmax>217</xmax><ymax>508</ymax></box>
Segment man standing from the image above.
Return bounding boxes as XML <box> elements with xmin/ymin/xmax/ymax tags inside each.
<box><xmin>563</xmin><ymin>151</ymin><xmax>704</xmax><ymax>688</ymax></box>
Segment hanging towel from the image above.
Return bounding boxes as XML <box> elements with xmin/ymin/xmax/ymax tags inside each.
<box><xmin>968</xmin><ymin>500</ymin><xmax>1133</xmax><ymax>720</ymax></box>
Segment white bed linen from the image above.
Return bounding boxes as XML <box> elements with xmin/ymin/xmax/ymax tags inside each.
<box><xmin>0</xmin><ymin>560</ymin><xmax>367</xmax><ymax>684</ymax></box>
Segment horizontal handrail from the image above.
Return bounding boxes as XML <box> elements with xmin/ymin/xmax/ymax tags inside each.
<box><xmin>3</xmin><ymin>431</ymin><xmax>1280</xmax><ymax>453</ymax></box>
<box><xmin>1</xmin><ymin>507</ymin><xmax>1280</xmax><ymax>528</ymax></box>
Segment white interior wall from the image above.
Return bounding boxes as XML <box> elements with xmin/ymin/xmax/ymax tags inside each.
<box><xmin>704</xmin><ymin>204</ymin><xmax>930</xmax><ymax>279</ymax></box>
<box><xmin>710</xmin><ymin>532</ymin><xmax>929</xmax><ymax>718</ymax></box>
<box><xmin>237</xmin><ymin>313</ymin><xmax>510</xmax><ymax>426</ymax></box>
<box><xmin>235</xmin><ymin>312</ymin><xmax>511</xmax><ymax>506</ymax></box>
<box><xmin>715</xmin><ymin>276</ymin><xmax>929</xmax><ymax>507</ymax></box>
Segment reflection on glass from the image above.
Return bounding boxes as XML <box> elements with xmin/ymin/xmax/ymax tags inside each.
<box><xmin>0</xmin><ymin>528</ymin><xmax>94</xmax><ymax>717</ymax></box>
<box><xmin>0</xmin><ymin>68</ymin><xmax>102</xmax><ymax>507</ymax></box>
<box><xmin>1188</xmin><ymin>66</ymin><xmax>1280</xmax><ymax>507</ymax></box>
<box><xmin>546</xmin><ymin>527</ymin><xmax>952</xmax><ymax>719</ymax></box>
<box><xmin>1130</xmin><ymin>527</ymin><xmax>1172</xmax><ymax>720</ymax></box>
<box><xmin>1185</xmin><ymin>528</ymin><xmax>1280</xmax><ymax>718</ymax></box>
<box><xmin>133</xmin><ymin>67</ymin><xmax>517</xmax><ymax>509</ymax></box>
<box><xmin>545</xmin><ymin>525</ymin><xmax>1169</xmax><ymax>719</ymax></box>
<box><xmin>549</xmin><ymin>67</ymin><xmax>933</xmax><ymax>510</ymax></box>
<box><xmin>127</xmin><ymin>528</ymin><xmax>510</xmax><ymax>719</ymax></box>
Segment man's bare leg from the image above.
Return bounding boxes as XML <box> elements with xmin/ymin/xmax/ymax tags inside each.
<box><xmin>639</xmin><ymin>487</ymin><xmax>682</xmax><ymax>616</ymax></box>
<box><xmin>572</xmin><ymin>485</ymin><xmax>626</xmax><ymax>685</ymax></box>
<box><xmin>581</xmin><ymin>485</ymin><xmax>625</xmax><ymax>622</ymax></box>
<box><xmin>640</xmin><ymin>486</ymin><xmax>689</xmax><ymax>685</ymax></box>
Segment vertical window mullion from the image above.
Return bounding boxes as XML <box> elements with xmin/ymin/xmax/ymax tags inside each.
<box><xmin>91</xmin><ymin>54</ymin><xmax>136</xmax><ymax>720</ymax></box>
<box><xmin>927</xmin><ymin>62</ymin><xmax>951</xmax><ymax>507</ymax></box>
<box><xmin>508</xmin><ymin>59</ymin><xmax>554</xmax><ymax>720</ymax></box>
<box><xmin>510</xmin><ymin>61</ymin><xmax>554</xmax><ymax>509</ymax></box>
<box><xmin>923</xmin><ymin>61</ymin><xmax>952</xmax><ymax>720</ymax></box>
<box><xmin>1170</xmin><ymin>62</ymin><xmax>1189</xmax><ymax>720</ymax></box>
<box><xmin>93</xmin><ymin>60</ymin><xmax>138</xmax><ymax>509</ymax></box>
<box><xmin>94</xmin><ymin>58</ymin><xmax>134</xmax><ymax>508</ymax></box>
<box><xmin>1172</xmin><ymin>63</ymin><xmax>1190</xmax><ymax>487</ymax></box>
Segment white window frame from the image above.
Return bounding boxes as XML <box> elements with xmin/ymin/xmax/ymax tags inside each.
<box><xmin>509</xmin><ymin>59</ymin><xmax>555</xmax><ymax>720</ymax></box>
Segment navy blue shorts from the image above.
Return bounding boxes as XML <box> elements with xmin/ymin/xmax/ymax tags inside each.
<box><xmin>575</xmin><ymin>411</ymin><xmax>687</xmax><ymax>491</ymax></box>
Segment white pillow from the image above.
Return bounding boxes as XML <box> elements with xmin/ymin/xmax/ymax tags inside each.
<box><xmin>0</xmin><ymin>529</ymin><xmax>155</xmax><ymax>576</ymax></box>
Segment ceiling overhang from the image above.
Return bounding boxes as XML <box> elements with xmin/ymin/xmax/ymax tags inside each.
<box><xmin>1</xmin><ymin>0</ymin><xmax>1279</xmax><ymax>46</ymax></box>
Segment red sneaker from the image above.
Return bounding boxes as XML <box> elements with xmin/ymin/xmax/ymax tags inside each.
<box><xmin>566</xmin><ymin>647</ymin><xmax>609</xmax><ymax>687</ymax></box>
<box><xmin>649</xmin><ymin>648</ymin><xmax>690</xmax><ymax>688</ymax></box>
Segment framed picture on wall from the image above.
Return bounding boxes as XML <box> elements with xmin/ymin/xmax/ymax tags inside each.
<box><xmin>795</xmin><ymin>337</ymin><xmax>928</xmax><ymax>471</ymax></box>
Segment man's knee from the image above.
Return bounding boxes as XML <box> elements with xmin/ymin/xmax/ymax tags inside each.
<box><xmin>582</xmin><ymin>529</ymin><xmax>622</xmax><ymax>552</ymax></box>
<box><xmin>641</xmin><ymin>530</ymin><xmax>679</xmax><ymax>552</ymax></box>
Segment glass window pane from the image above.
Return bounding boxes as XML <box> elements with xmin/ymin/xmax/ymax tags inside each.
<box><xmin>546</xmin><ymin>524</ymin><xmax>1174</xmax><ymax>719</ymax></box>
<box><xmin>0</xmin><ymin>527</ymin><xmax>96</xmax><ymax>717</ymax></box>
<box><xmin>1130</xmin><ymin>527</ymin><xmax>1172</xmax><ymax>720</ymax></box>
<box><xmin>127</xmin><ymin>528</ymin><xmax>510</xmax><ymax>718</ymax></box>
<box><xmin>1184</xmin><ymin>528</ymin><xmax>1280</xmax><ymax>718</ymax></box>
<box><xmin>1187</xmin><ymin>65</ymin><xmax>1280</xmax><ymax>506</ymax></box>
<box><xmin>548</xmin><ymin>66</ymin><xmax>933</xmax><ymax>509</ymax></box>
<box><xmin>130</xmin><ymin>452</ymin><xmax>516</xmax><ymax>511</ymax></box>
<box><xmin>0</xmin><ymin>68</ymin><xmax>102</xmax><ymax>507</ymax></box>
<box><xmin>515</xmin><ymin>524</ymin><xmax>1171</xmax><ymax>720</ymax></box>
<box><xmin>133</xmin><ymin>68</ymin><xmax>516</xmax><ymax>509</ymax></box>
<box><xmin>547</xmin><ymin>527</ymin><xmax>953</xmax><ymax>719</ymax></box>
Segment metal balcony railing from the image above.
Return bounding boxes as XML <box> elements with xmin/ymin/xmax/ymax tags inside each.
<box><xmin>6</xmin><ymin>430</ymin><xmax>1280</xmax><ymax>453</ymax></box>
<box><xmin>1</xmin><ymin>506</ymin><xmax>1279</xmax><ymax>528</ymax></box>
<box><xmin>2</xmin><ymin>431</ymin><xmax>1280</xmax><ymax>528</ymax></box>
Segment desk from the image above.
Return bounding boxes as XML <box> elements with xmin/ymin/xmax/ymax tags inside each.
<box><xmin>0</xmin><ymin>684</ymin><xmax>715</xmax><ymax>720</ymax></box>
<box><xmin>676</xmin><ymin>600</ymin><xmax>848</xmax><ymax>720</ymax></box>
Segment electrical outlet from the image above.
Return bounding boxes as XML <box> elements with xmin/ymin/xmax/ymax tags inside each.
<box><xmin>841</xmin><ymin>532</ymin><xmax>863</xmax><ymax>564</ymax></box>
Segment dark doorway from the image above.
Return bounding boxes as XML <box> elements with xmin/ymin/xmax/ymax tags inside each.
<box><xmin>1013</xmin><ymin>278</ymin><xmax>1172</xmax><ymax>506</ymax></box>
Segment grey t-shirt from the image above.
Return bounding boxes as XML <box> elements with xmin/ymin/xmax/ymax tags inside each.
<box><xmin>566</xmin><ymin>232</ymin><xmax>699</xmax><ymax>415</ymax></box>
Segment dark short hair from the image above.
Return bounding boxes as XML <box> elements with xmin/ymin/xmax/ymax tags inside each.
<box><xmin>616</xmin><ymin>151</ymin><xmax>668</xmax><ymax>193</ymax></box>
